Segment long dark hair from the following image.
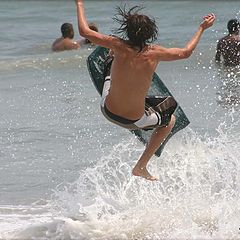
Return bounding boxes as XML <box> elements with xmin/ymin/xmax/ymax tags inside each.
<box><xmin>113</xmin><ymin>5</ymin><xmax>158</xmax><ymax>52</ymax></box>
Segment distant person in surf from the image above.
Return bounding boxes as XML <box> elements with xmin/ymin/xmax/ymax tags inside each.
<box><xmin>215</xmin><ymin>19</ymin><xmax>240</xmax><ymax>66</ymax></box>
<box><xmin>75</xmin><ymin>0</ymin><xmax>215</xmax><ymax>181</ymax></box>
<box><xmin>52</xmin><ymin>23</ymin><xmax>80</xmax><ymax>51</ymax></box>
<box><xmin>79</xmin><ymin>22</ymin><xmax>99</xmax><ymax>45</ymax></box>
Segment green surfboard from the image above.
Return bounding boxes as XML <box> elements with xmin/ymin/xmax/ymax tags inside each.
<box><xmin>87</xmin><ymin>46</ymin><xmax>190</xmax><ymax>157</ymax></box>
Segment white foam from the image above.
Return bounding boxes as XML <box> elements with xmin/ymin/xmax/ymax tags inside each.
<box><xmin>1</xmin><ymin>122</ymin><xmax>240</xmax><ymax>239</ymax></box>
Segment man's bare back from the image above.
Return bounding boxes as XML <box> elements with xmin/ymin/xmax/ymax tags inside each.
<box><xmin>215</xmin><ymin>19</ymin><xmax>240</xmax><ymax>66</ymax></box>
<box><xmin>52</xmin><ymin>37</ymin><xmax>80</xmax><ymax>52</ymax></box>
<box><xmin>216</xmin><ymin>35</ymin><xmax>240</xmax><ymax>66</ymax></box>
<box><xmin>105</xmin><ymin>43</ymin><xmax>159</xmax><ymax>120</ymax></box>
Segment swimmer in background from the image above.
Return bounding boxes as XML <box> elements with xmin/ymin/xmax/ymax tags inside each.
<box><xmin>215</xmin><ymin>19</ymin><xmax>240</xmax><ymax>66</ymax></box>
<box><xmin>52</xmin><ymin>23</ymin><xmax>80</xmax><ymax>51</ymax></box>
<box><xmin>79</xmin><ymin>23</ymin><xmax>99</xmax><ymax>45</ymax></box>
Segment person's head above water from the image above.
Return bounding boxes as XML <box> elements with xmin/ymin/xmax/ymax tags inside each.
<box><xmin>85</xmin><ymin>23</ymin><xmax>99</xmax><ymax>44</ymax></box>
<box><xmin>61</xmin><ymin>23</ymin><xmax>74</xmax><ymax>39</ymax></box>
<box><xmin>89</xmin><ymin>23</ymin><xmax>98</xmax><ymax>33</ymax></box>
<box><xmin>227</xmin><ymin>19</ymin><xmax>240</xmax><ymax>34</ymax></box>
<box><xmin>113</xmin><ymin>5</ymin><xmax>158</xmax><ymax>51</ymax></box>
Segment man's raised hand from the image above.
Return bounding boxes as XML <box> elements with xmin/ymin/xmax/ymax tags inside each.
<box><xmin>200</xmin><ymin>13</ymin><xmax>216</xmax><ymax>30</ymax></box>
<box><xmin>75</xmin><ymin>0</ymin><xmax>83</xmax><ymax>4</ymax></box>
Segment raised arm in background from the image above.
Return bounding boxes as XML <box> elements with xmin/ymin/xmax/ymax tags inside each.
<box><xmin>75</xmin><ymin>0</ymin><xmax>120</xmax><ymax>50</ymax></box>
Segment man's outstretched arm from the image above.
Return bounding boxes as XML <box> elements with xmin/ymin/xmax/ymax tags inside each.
<box><xmin>156</xmin><ymin>13</ymin><xmax>216</xmax><ymax>61</ymax></box>
<box><xmin>75</xmin><ymin>0</ymin><xmax>120</xmax><ymax>49</ymax></box>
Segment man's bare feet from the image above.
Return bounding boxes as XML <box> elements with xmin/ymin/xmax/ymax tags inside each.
<box><xmin>132</xmin><ymin>166</ymin><xmax>158</xmax><ymax>181</ymax></box>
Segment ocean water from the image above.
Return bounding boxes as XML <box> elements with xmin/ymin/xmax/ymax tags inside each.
<box><xmin>0</xmin><ymin>0</ymin><xmax>240</xmax><ymax>239</ymax></box>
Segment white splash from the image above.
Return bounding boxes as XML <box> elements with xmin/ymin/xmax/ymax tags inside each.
<box><xmin>2</xmin><ymin>121</ymin><xmax>240</xmax><ymax>240</ymax></box>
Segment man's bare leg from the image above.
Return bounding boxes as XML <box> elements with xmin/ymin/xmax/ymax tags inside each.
<box><xmin>132</xmin><ymin>115</ymin><xmax>176</xmax><ymax>181</ymax></box>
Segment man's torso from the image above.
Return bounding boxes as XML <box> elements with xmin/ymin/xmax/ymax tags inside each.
<box><xmin>218</xmin><ymin>35</ymin><xmax>240</xmax><ymax>66</ymax></box>
<box><xmin>105</xmin><ymin>42</ymin><xmax>160</xmax><ymax>120</ymax></box>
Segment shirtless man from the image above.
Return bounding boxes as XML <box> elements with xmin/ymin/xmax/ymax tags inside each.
<box><xmin>75</xmin><ymin>0</ymin><xmax>215</xmax><ymax>181</ymax></box>
<box><xmin>215</xmin><ymin>19</ymin><xmax>240</xmax><ymax>66</ymax></box>
<box><xmin>52</xmin><ymin>23</ymin><xmax>80</xmax><ymax>51</ymax></box>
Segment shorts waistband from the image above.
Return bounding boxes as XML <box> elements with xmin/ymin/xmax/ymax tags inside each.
<box><xmin>104</xmin><ymin>104</ymin><xmax>140</xmax><ymax>125</ymax></box>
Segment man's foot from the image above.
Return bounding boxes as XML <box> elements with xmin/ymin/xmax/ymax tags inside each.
<box><xmin>132</xmin><ymin>166</ymin><xmax>158</xmax><ymax>181</ymax></box>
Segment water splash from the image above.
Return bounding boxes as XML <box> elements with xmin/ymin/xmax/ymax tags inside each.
<box><xmin>2</xmin><ymin>121</ymin><xmax>240</xmax><ymax>240</ymax></box>
<box><xmin>215</xmin><ymin>66</ymin><xmax>240</xmax><ymax>109</ymax></box>
<box><xmin>52</xmin><ymin>125</ymin><xmax>239</xmax><ymax>239</ymax></box>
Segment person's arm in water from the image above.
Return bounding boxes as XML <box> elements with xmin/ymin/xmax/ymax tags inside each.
<box><xmin>215</xmin><ymin>41</ymin><xmax>222</xmax><ymax>62</ymax></box>
<box><xmin>156</xmin><ymin>14</ymin><xmax>216</xmax><ymax>61</ymax></box>
<box><xmin>75</xmin><ymin>0</ymin><xmax>120</xmax><ymax>50</ymax></box>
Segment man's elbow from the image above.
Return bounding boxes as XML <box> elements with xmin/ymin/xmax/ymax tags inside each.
<box><xmin>79</xmin><ymin>29</ymin><xmax>87</xmax><ymax>37</ymax></box>
<box><xmin>79</xmin><ymin>28</ymin><xmax>91</xmax><ymax>38</ymax></box>
<box><xmin>181</xmin><ymin>49</ymin><xmax>192</xmax><ymax>59</ymax></box>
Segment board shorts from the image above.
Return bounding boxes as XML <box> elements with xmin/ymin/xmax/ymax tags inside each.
<box><xmin>100</xmin><ymin>75</ymin><xmax>177</xmax><ymax>131</ymax></box>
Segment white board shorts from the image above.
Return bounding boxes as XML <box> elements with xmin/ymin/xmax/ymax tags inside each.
<box><xmin>101</xmin><ymin>77</ymin><xmax>177</xmax><ymax>131</ymax></box>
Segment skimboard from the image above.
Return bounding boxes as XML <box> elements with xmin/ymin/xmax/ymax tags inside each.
<box><xmin>87</xmin><ymin>46</ymin><xmax>190</xmax><ymax>157</ymax></box>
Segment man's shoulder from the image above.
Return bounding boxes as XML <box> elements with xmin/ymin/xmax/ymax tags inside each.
<box><xmin>149</xmin><ymin>44</ymin><xmax>162</xmax><ymax>50</ymax></box>
<box><xmin>220</xmin><ymin>35</ymin><xmax>240</xmax><ymax>43</ymax></box>
<box><xmin>234</xmin><ymin>35</ymin><xmax>240</xmax><ymax>41</ymax></box>
<box><xmin>217</xmin><ymin>36</ymin><xmax>230</xmax><ymax>47</ymax></box>
<box><xmin>147</xmin><ymin>44</ymin><xmax>166</xmax><ymax>55</ymax></box>
<box><xmin>52</xmin><ymin>37</ymin><xmax>62</xmax><ymax>45</ymax></box>
<box><xmin>52</xmin><ymin>38</ymin><xmax>64</xmax><ymax>51</ymax></box>
<box><xmin>64</xmin><ymin>38</ymin><xmax>80</xmax><ymax>49</ymax></box>
<box><xmin>218</xmin><ymin>35</ymin><xmax>228</xmax><ymax>42</ymax></box>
